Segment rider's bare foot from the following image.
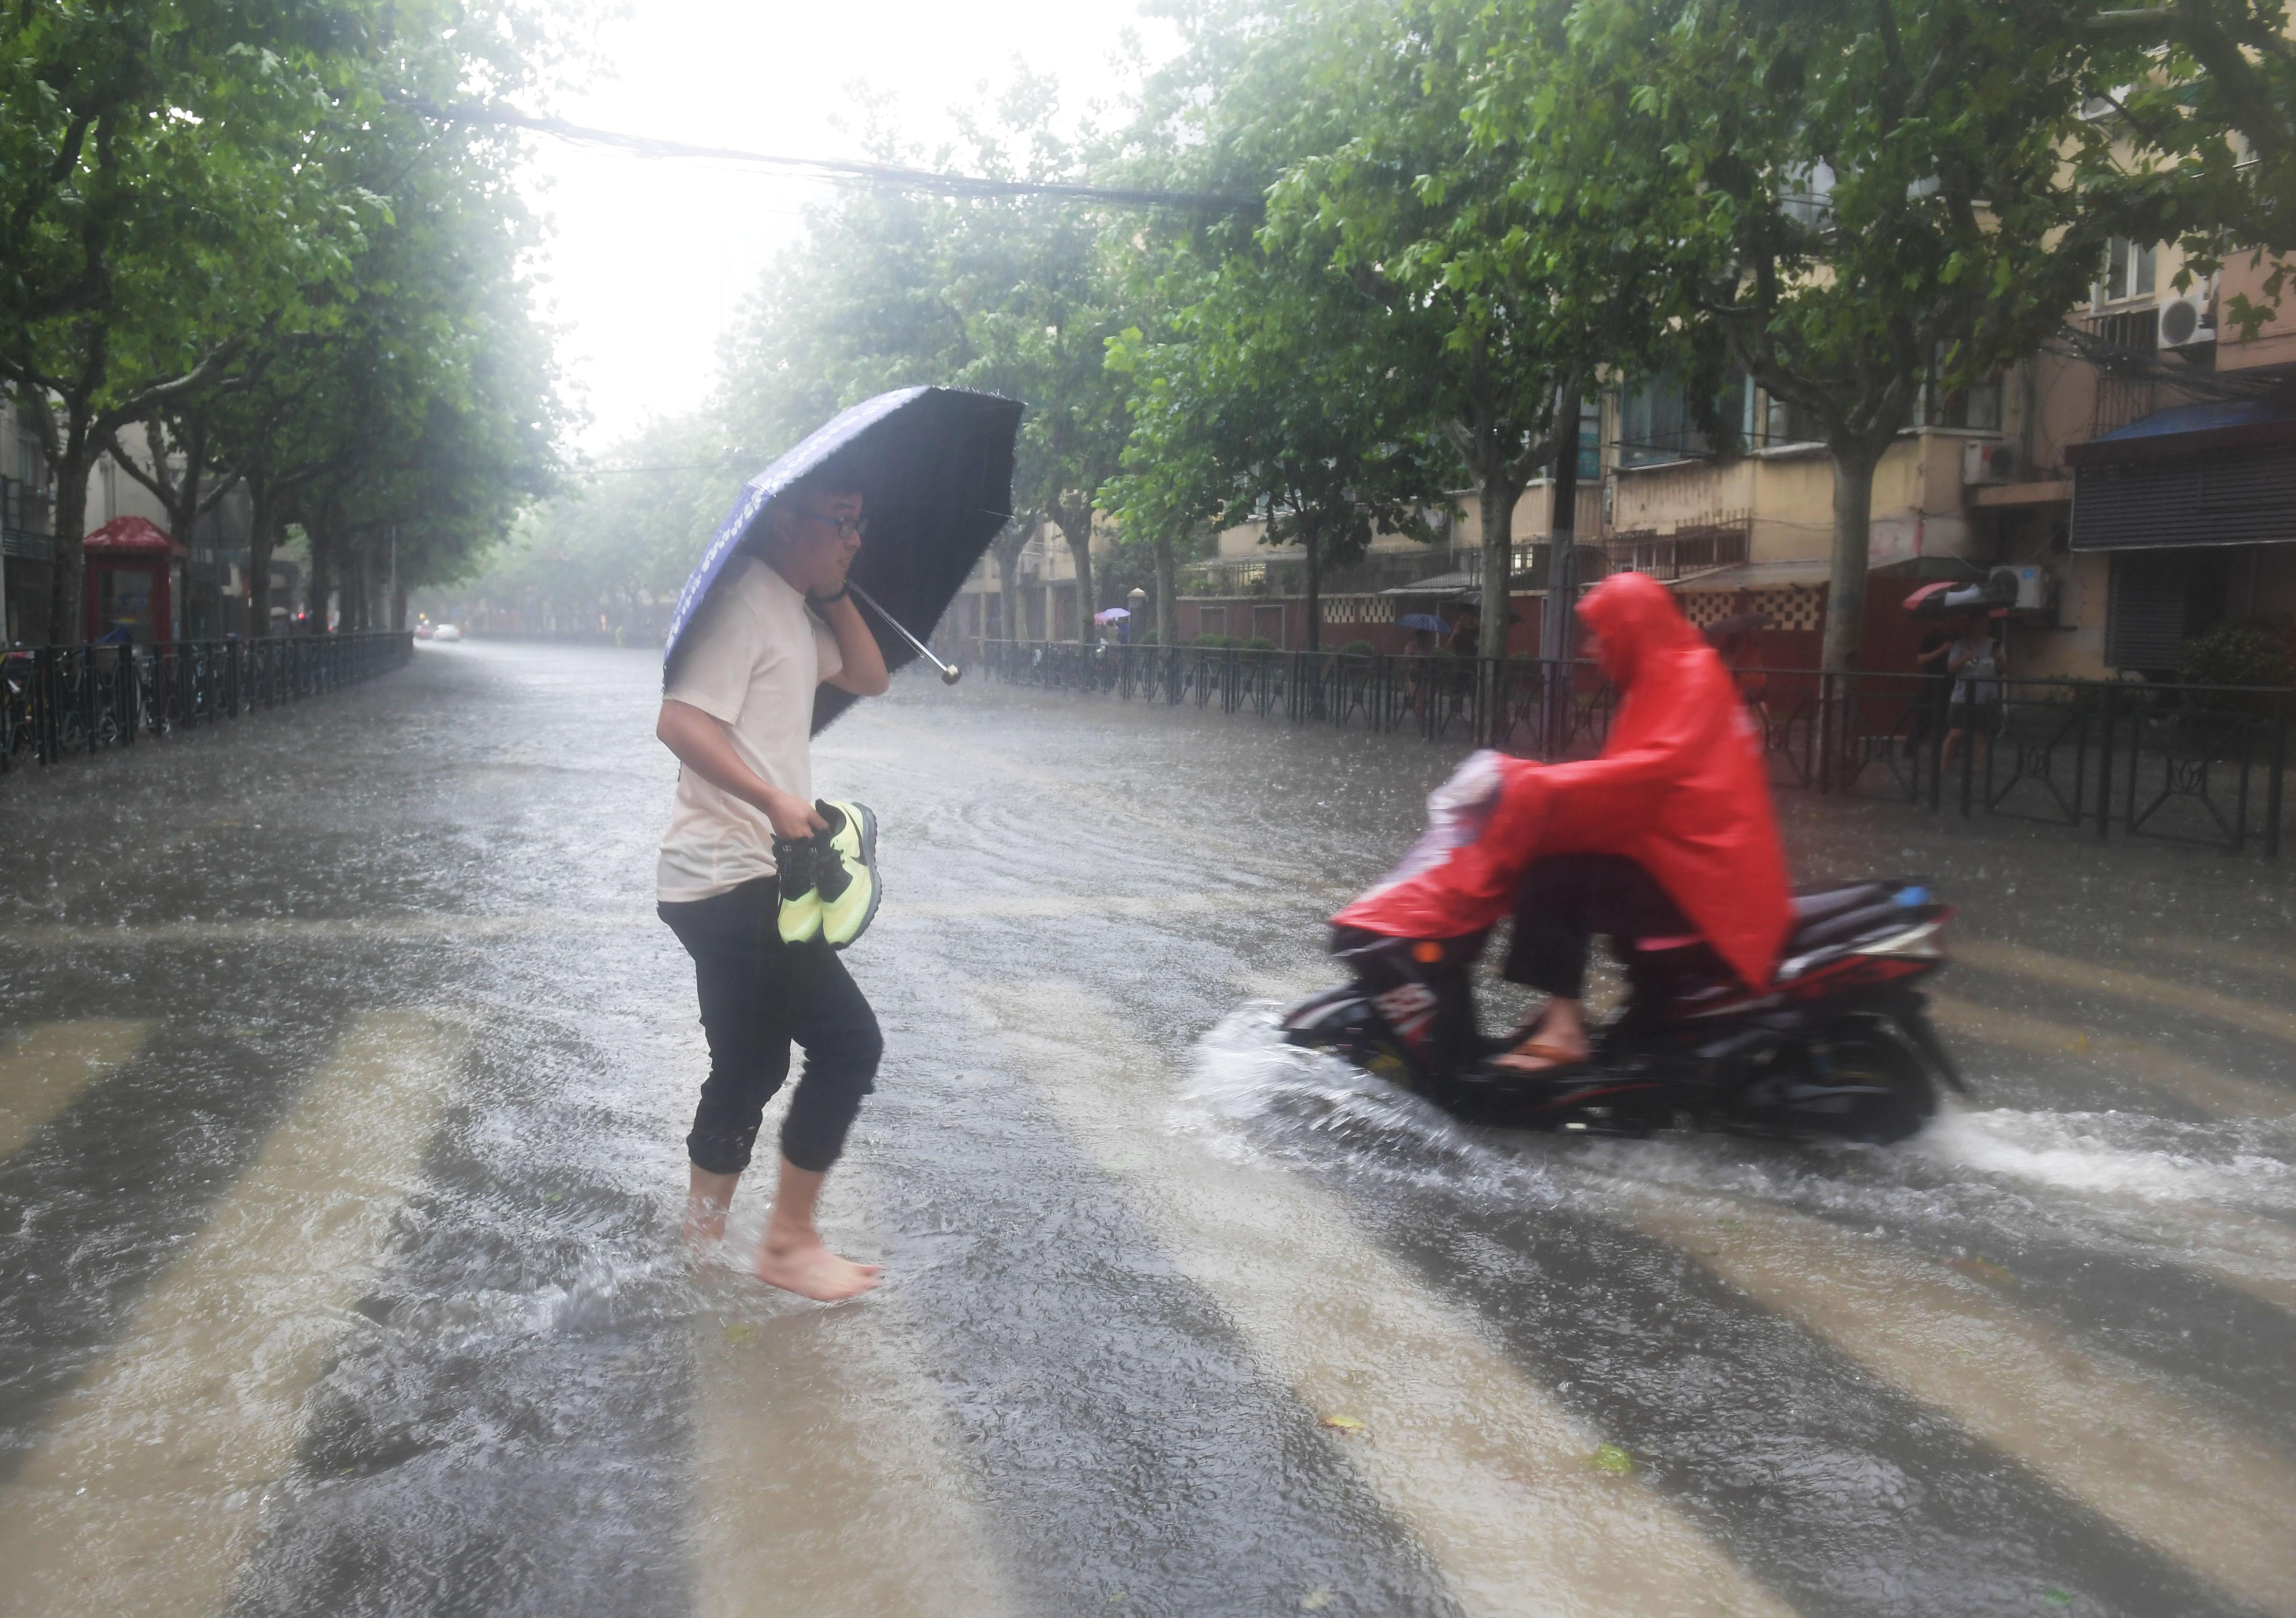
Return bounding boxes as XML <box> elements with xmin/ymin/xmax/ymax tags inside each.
<box><xmin>1493</xmin><ymin>997</ymin><xmax>1590</xmax><ymax>1074</ymax></box>
<box><xmin>1492</xmin><ymin>1035</ymin><xmax>1591</xmax><ymax>1074</ymax></box>
<box><xmin>755</xmin><ymin>1233</ymin><xmax>881</xmax><ymax>1302</ymax></box>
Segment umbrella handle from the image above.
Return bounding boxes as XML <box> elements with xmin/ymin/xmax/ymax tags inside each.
<box><xmin>849</xmin><ymin>582</ymin><xmax>962</xmax><ymax>684</ymax></box>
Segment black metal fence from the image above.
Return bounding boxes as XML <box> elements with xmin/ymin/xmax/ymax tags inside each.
<box><xmin>975</xmin><ymin>639</ymin><xmax>2293</xmax><ymax>858</ymax></box>
<box><xmin>2</xmin><ymin>632</ymin><xmax>415</xmax><ymax>777</ymax></box>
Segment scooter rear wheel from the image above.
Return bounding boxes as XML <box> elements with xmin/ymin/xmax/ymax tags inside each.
<box><xmin>1804</xmin><ymin>1028</ymin><xmax>1937</xmax><ymax>1144</ymax></box>
<box><xmin>1745</xmin><ymin>1028</ymin><xmax>1947</xmax><ymax>1143</ymax></box>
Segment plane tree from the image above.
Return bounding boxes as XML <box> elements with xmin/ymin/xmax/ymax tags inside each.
<box><xmin>1530</xmin><ymin>0</ymin><xmax>2123</xmax><ymax>673</ymax></box>
<box><xmin>1106</xmin><ymin>239</ymin><xmax>1449</xmax><ymax>652</ymax></box>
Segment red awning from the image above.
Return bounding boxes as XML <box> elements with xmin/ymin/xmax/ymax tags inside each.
<box><xmin>82</xmin><ymin>516</ymin><xmax>185</xmax><ymax>557</ymax></box>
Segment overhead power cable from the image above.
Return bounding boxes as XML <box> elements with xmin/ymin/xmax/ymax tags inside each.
<box><xmin>400</xmin><ymin>96</ymin><xmax>1261</xmax><ymax>213</ymax></box>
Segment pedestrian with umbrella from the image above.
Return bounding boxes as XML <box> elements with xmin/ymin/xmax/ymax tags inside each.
<box><xmin>653</xmin><ymin>386</ymin><xmax>1019</xmax><ymax>1300</ymax></box>
<box><xmin>1397</xmin><ymin>613</ymin><xmax>1446</xmax><ymax>713</ymax></box>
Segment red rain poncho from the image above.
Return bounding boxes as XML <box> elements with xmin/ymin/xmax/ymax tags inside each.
<box><xmin>1333</xmin><ymin>572</ymin><xmax>1793</xmax><ymax>990</ymax></box>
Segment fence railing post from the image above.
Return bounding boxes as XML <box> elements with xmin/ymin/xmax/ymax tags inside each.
<box><xmin>2267</xmin><ymin>693</ymin><xmax>2287</xmax><ymax>860</ymax></box>
<box><xmin>2094</xmin><ymin>684</ymin><xmax>2116</xmax><ymax>841</ymax></box>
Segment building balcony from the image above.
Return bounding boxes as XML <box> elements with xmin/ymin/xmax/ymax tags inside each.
<box><xmin>1180</xmin><ymin>545</ymin><xmax>1545</xmax><ymax>599</ymax></box>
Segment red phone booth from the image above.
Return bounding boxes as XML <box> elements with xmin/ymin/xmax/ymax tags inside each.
<box><xmin>82</xmin><ymin>516</ymin><xmax>185</xmax><ymax>643</ymax></box>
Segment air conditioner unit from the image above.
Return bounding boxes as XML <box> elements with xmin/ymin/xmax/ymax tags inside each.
<box><xmin>1963</xmin><ymin>441</ymin><xmax>2018</xmax><ymax>485</ymax></box>
<box><xmin>1987</xmin><ymin>563</ymin><xmax>2057</xmax><ymax>612</ymax></box>
<box><xmin>2158</xmin><ymin>288</ymin><xmax>2216</xmax><ymax>349</ymax></box>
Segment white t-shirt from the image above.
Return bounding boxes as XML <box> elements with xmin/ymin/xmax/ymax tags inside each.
<box><xmin>656</xmin><ymin>557</ymin><xmax>843</xmax><ymax>902</ymax></box>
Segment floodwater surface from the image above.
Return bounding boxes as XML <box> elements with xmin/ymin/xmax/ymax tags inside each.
<box><xmin>0</xmin><ymin>641</ymin><xmax>2292</xmax><ymax>1618</ymax></box>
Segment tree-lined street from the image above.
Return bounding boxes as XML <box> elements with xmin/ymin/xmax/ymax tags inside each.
<box><xmin>3</xmin><ymin>646</ymin><xmax>2292</xmax><ymax>1616</ymax></box>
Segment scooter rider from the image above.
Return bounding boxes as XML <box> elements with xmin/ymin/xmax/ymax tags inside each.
<box><xmin>1331</xmin><ymin>572</ymin><xmax>1793</xmax><ymax>1078</ymax></box>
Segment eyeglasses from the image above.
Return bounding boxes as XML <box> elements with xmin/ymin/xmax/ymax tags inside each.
<box><xmin>795</xmin><ymin>506</ymin><xmax>867</xmax><ymax>540</ymax></box>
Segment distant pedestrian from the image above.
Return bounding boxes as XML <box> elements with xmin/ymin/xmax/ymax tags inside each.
<box><xmin>1446</xmin><ymin>604</ymin><xmax>1481</xmax><ymax>658</ymax></box>
<box><xmin>1905</xmin><ymin>630</ymin><xmax>1951</xmax><ymax>757</ymax></box>
<box><xmin>653</xmin><ymin>468</ymin><xmax>892</xmax><ymax>1301</ymax></box>
<box><xmin>1943</xmin><ymin>620</ymin><xmax>2005</xmax><ymax>768</ymax></box>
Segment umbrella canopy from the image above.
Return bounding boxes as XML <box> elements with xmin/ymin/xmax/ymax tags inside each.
<box><xmin>1395</xmin><ymin>613</ymin><xmax>1449</xmax><ymax>633</ymax></box>
<box><xmin>1704</xmin><ymin>610</ymin><xmax>1774</xmax><ymax>641</ymax></box>
<box><xmin>665</xmin><ymin>386</ymin><xmax>1022</xmax><ymax>734</ymax></box>
<box><xmin>1093</xmin><ymin>607</ymin><xmax>1131</xmax><ymax>623</ymax></box>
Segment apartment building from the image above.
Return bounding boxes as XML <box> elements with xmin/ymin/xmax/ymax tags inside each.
<box><xmin>0</xmin><ymin>393</ymin><xmax>56</xmax><ymax>646</ymax></box>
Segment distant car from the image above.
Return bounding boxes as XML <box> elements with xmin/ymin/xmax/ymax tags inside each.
<box><xmin>413</xmin><ymin>623</ymin><xmax>435</xmax><ymax>640</ymax></box>
<box><xmin>433</xmin><ymin>623</ymin><xmax>462</xmax><ymax>642</ymax></box>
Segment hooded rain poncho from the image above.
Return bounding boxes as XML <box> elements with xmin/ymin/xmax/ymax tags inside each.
<box><xmin>1333</xmin><ymin>572</ymin><xmax>1793</xmax><ymax>991</ymax></box>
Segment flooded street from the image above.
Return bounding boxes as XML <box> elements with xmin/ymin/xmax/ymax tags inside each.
<box><xmin>3</xmin><ymin>640</ymin><xmax>2294</xmax><ymax>1618</ymax></box>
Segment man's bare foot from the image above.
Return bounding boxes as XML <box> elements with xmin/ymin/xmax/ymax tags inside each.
<box><xmin>684</xmin><ymin>1166</ymin><xmax>741</xmax><ymax>1257</ymax></box>
<box><xmin>683</xmin><ymin>1199</ymin><xmax>730</xmax><ymax>1255</ymax></box>
<box><xmin>755</xmin><ymin>1234</ymin><xmax>881</xmax><ymax>1302</ymax></box>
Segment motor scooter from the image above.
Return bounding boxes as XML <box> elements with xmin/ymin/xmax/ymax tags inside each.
<box><xmin>1280</xmin><ymin>879</ymin><xmax>1967</xmax><ymax>1143</ymax></box>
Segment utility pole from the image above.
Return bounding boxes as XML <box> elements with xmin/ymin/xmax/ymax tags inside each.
<box><xmin>1540</xmin><ymin>384</ymin><xmax>1585</xmax><ymax>756</ymax></box>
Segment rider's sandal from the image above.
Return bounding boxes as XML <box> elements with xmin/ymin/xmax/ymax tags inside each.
<box><xmin>1491</xmin><ymin>1039</ymin><xmax>1592</xmax><ymax>1077</ymax></box>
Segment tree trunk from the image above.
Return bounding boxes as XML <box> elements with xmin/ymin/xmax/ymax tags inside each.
<box><xmin>308</xmin><ymin>530</ymin><xmax>332</xmax><ymax>633</ymax></box>
<box><xmin>1153</xmin><ymin>534</ymin><xmax>1175</xmax><ymax>648</ymax></box>
<box><xmin>391</xmin><ymin>581</ymin><xmax>408</xmax><ymax>633</ymax></box>
<box><xmin>1478</xmin><ymin>476</ymin><xmax>1524</xmax><ymax>661</ymax></box>
<box><xmin>996</xmin><ymin>544</ymin><xmax>1022</xmax><ymax>642</ymax></box>
<box><xmin>1062</xmin><ymin>521</ymin><xmax>1095</xmax><ymax>644</ymax></box>
<box><xmin>1821</xmin><ymin>443</ymin><xmax>1881</xmax><ymax>674</ymax></box>
<box><xmin>1301</xmin><ymin>515</ymin><xmax>1322</xmax><ymax>652</ymax></box>
<box><xmin>45</xmin><ymin>423</ymin><xmax>95</xmax><ymax>644</ymax></box>
<box><xmin>245</xmin><ymin>479</ymin><xmax>274</xmax><ymax>638</ymax></box>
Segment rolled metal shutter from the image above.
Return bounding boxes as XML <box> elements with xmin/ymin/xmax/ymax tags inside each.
<box><xmin>2074</xmin><ymin>446</ymin><xmax>2296</xmax><ymax>549</ymax></box>
<box><xmin>2105</xmin><ymin>549</ymin><xmax>2188</xmax><ymax>670</ymax></box>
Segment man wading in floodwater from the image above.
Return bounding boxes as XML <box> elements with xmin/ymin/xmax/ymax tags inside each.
<box><xmin>653</xmin><ymin>471</ymin><xmax>890</xmax><ymax>1301</ymax></box>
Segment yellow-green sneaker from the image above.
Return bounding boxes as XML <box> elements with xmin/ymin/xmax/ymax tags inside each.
<box><xmin>775</xmin><ymin>834</ymin><xmax>822</xmax><ymax>944</ymax></box>
<box><xmin>811</xmin><ymin>799</ymin><xmax>881</xmax><ymax>950</ymax></box>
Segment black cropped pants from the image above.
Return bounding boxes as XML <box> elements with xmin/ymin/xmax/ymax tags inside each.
<box><xmin>659</xmin><ymin>875</ymin><xmax>881</xmax><ymax>1176</ymax></box>
<box><xmin>1503</xmin><ymin>854</ymin><xmax>1694</xmax><ymax>1001</ymax></box>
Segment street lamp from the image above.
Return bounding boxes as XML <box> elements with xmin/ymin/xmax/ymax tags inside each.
<box><xmin>1128</xmin><ymin>586</ymin><xmax>1146</xmax><ymax>646</ymax></box>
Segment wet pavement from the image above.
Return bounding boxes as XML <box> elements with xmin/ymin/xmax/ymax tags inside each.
<box><xmin>1</xmin><ymin>639</ymin><xmax>2293</xmax><ymax>1618</ymax></box>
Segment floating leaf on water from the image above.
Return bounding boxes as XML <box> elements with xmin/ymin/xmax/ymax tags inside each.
<box><xmin>1947</xmin><ymin>1256</ymin><xmax>2018</xmax><ymax>1287</ymax></box>
<box><xmin>1300</xmin><ymin>1588</ymin><xmax>1334</xmax><ymax>1612</ymax></box>
<box><xmin>1320</xmin><ymin>1414</ymin><xmax>1364</xmax><ymax>1432</ymax></box>
<box><xmin>2042</xmin><ymin>1589</ymin><xmax>2073</xmax><ymax>1608</ymax></box>
<box><xmin>1590</xmin><ymin>1442</ymin><xmax>1634</xmax><ymax>1475</ymax></box>
<box><xmin>543</xmin><ymin>1192</ymin><xmax>563</xmax><ymax>1205</ymax></box>
<box><xmin>1107</xmin><ymin>1594</ymin><xmax>1127</xmax><ymax>1606</ymax></box>
<box><xmin>723</xmin><ymin>1322</ymin><xmax>755</xmax><ymax>1346</ymax></box>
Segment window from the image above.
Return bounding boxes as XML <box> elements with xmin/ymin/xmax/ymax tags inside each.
<box><xmin>1576</xmin><ymin>395</ymin><xmax>1601</xmax><ymax>481</ymax></box>
<box><xmin>2094</xmin><ymin>237</ymin><xmax>2158</xmax><ymax>307</ymax></box>
<box><xmin>1918</xmin><ymin>375</ymin><xmax>2002</xmax><ymax>431</ymax></box>
<box><xmin>1780</xmin><ymin>160</ymin><xmax>1837</xmax><ymax>230</ymax></box>
<box><xmin>1618</xmin><ymin>375</ymin><xmax>1717</xmax><ymax>467</ymax></box>
<box><xmin>1913</xmin><ymin>341</ymin><xmax>2003</xmax><ymax>430</ymax></box>
<box><xmin>1763</xmin><ymin>391</ymin><xmax>1825</xmax><ymax>447</ymax></box>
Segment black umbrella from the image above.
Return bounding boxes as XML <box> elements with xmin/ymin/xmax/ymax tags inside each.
<box><xmin>663</xmin><ymin>386</ymin><xmax>1022</xmax><ymax>734</ymax></box>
